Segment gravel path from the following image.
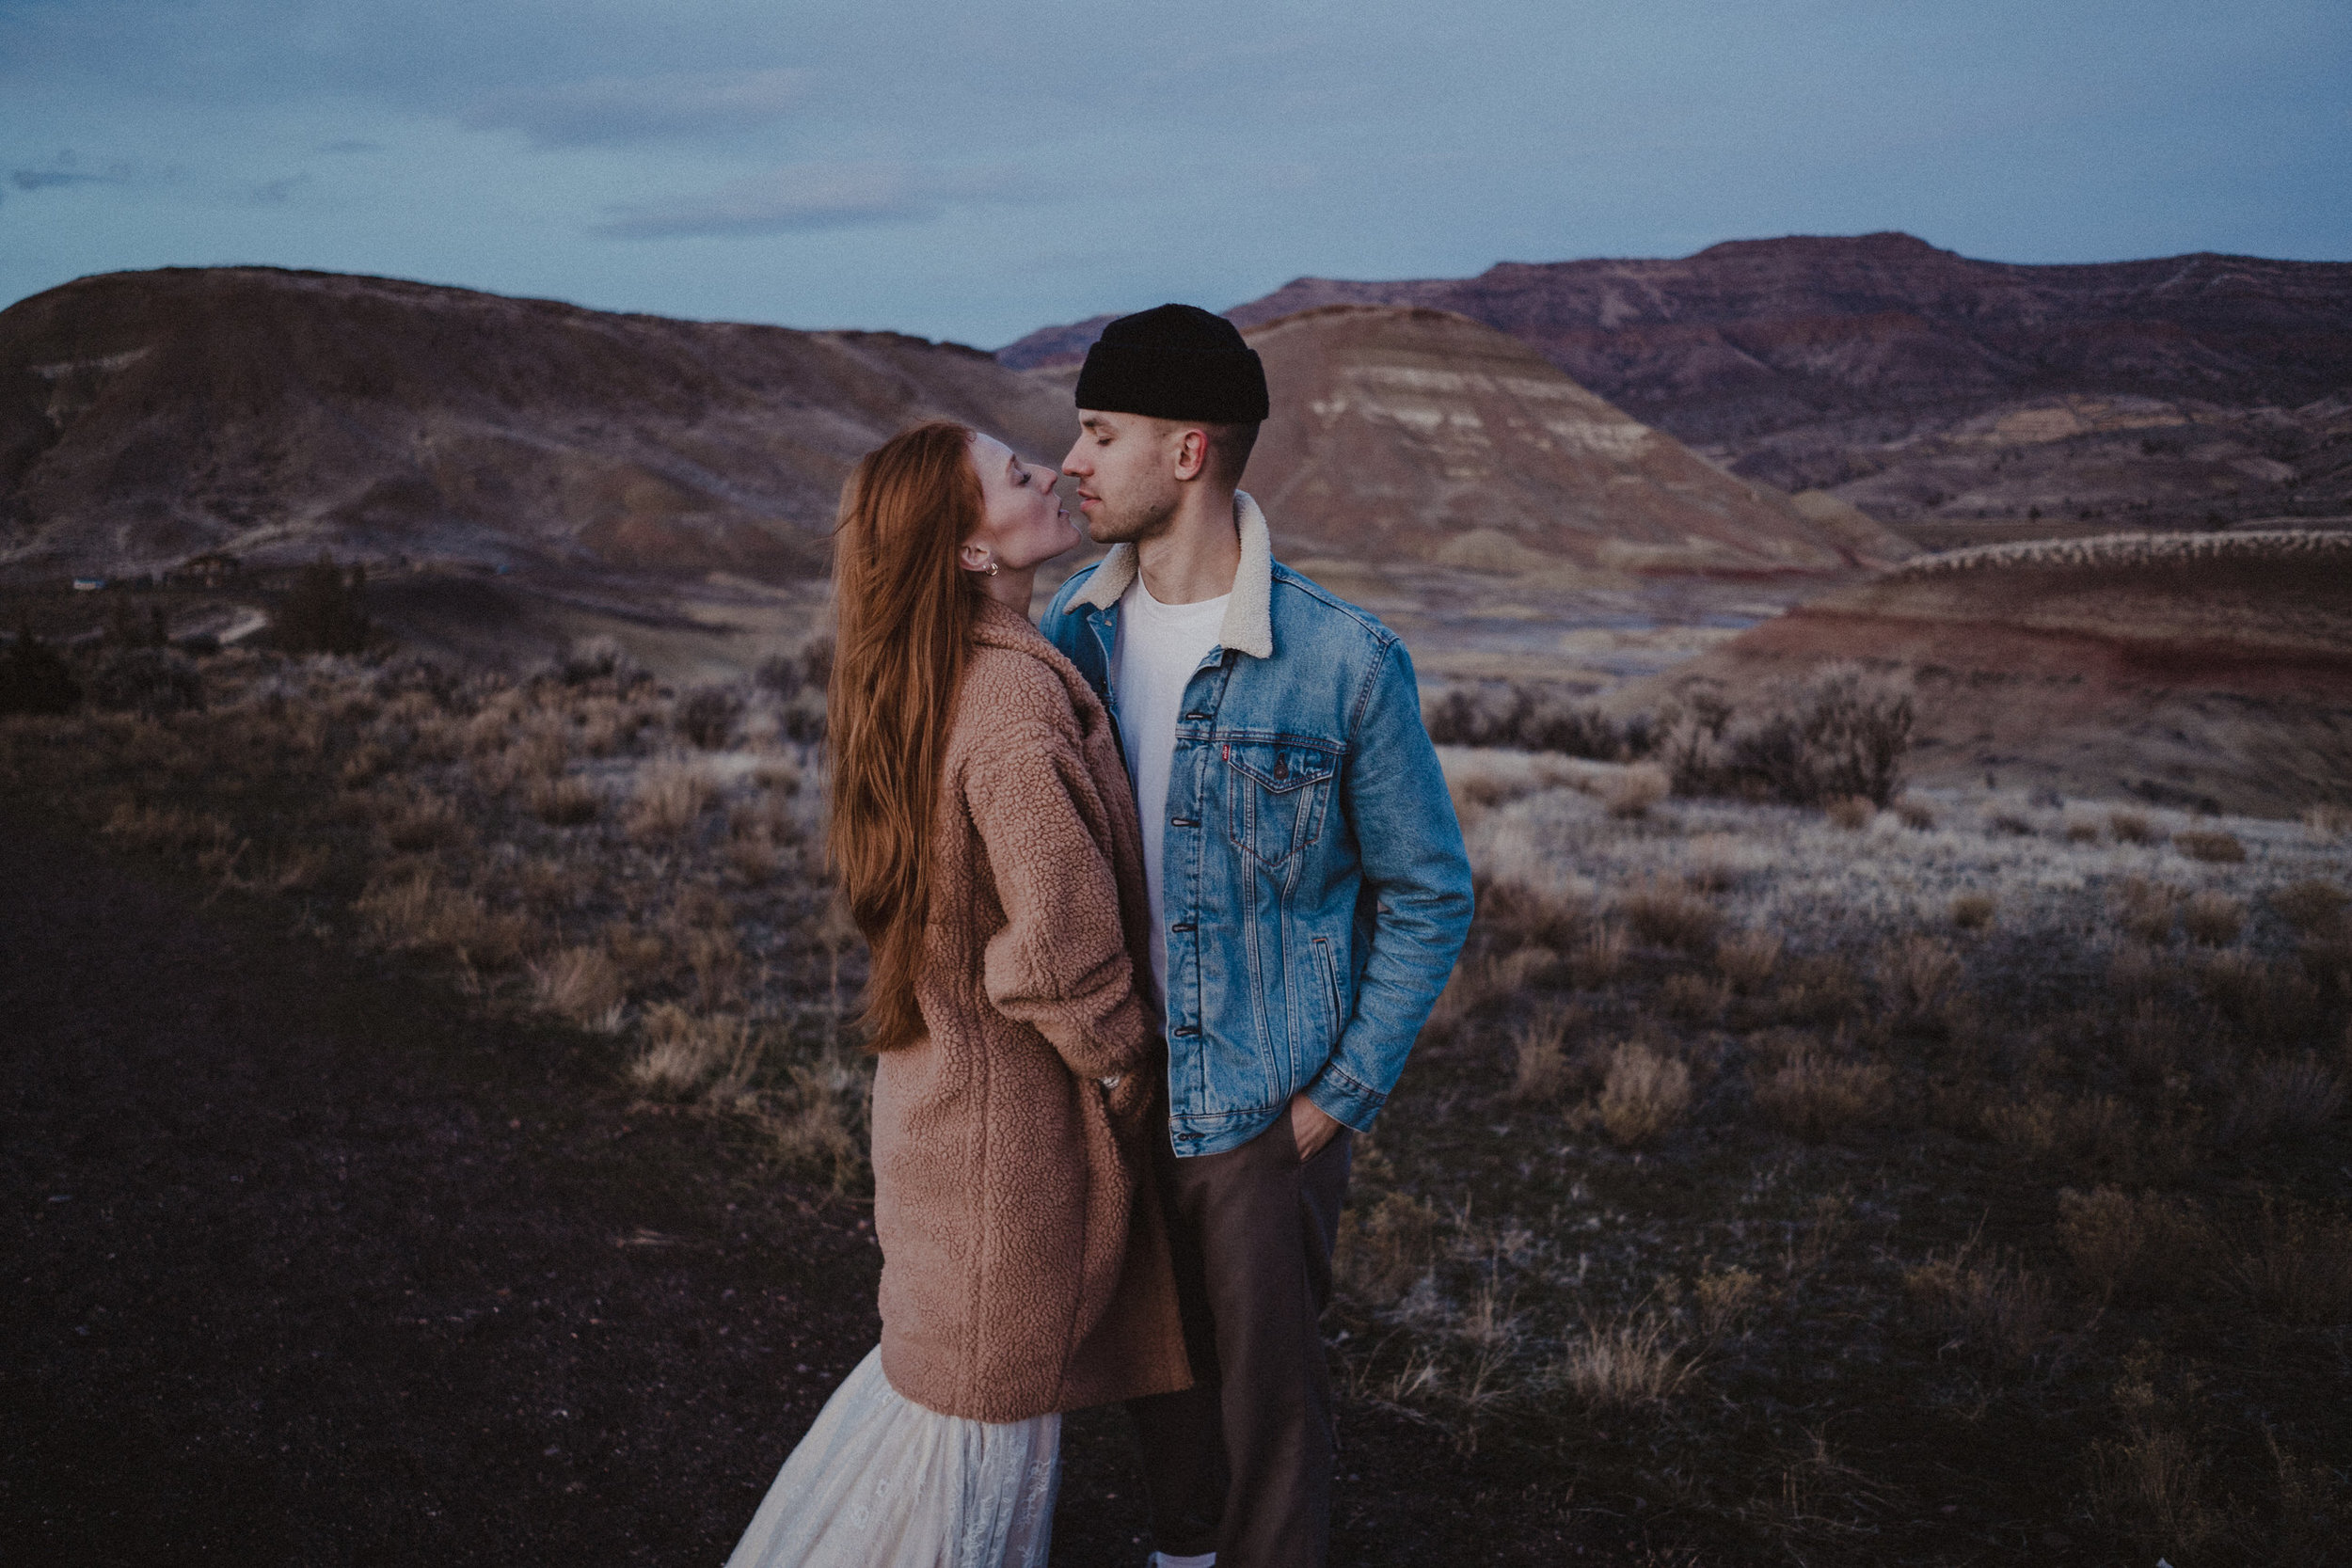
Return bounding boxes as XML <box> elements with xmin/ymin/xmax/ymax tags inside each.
<box><xmin>0</xmin><ymin>824</ymin><xmax>1581</xmax><ymax>1565</ymax></box>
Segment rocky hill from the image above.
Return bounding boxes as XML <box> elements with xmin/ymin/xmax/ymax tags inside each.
<box><xmin>1232</xmin><ymin>305</ymin><xmax>1911</xmax><ymax>574</ymax></box>
<box><xmin>1620</xmin><ymin>531</ymin><xmax>2352</xmax><ymax>816</ymax></box>
<box><xmin>1</xmin><ymin>267</ymin><xmax>1074</xmax><ymax>583</ymax></box>
<box><xmin>1002</xmin><ymin>234</ymin><xmax>2352</xmax><ymax>543</ymax></box>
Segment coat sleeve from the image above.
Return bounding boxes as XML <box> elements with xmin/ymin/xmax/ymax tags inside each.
<box><xmin>1304</xmin><ymin>636</ymin><xmax>1474</xmax><ymax>1132</ymax></box>
<box><xmin>962</xmin><ymin>718</ymin><xmax>1153</xmax><ymax>1083</ymax></box>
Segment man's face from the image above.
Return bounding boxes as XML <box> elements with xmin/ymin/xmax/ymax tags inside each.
<box><xmin>1060</xmin><ymin>410</ymin><xmax>1187</xmax><ymax>546</ymax></box>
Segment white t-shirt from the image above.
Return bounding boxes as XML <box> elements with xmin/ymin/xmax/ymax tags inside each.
<box><xmin>1111</xmin><ymin>575</ymin><xmax>1230</xmax><ymax>1006</ymax></box>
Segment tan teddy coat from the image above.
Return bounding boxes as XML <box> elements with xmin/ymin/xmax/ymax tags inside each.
<box><xmin>870</xmin><ymin>596</ymin><xmax>1190</xmax><ymax>1422</ymax></box>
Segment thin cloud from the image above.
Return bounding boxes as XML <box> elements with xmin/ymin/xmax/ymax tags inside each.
<box><xmin>318</xmin><ymin>138</ymin><xmax>384</xmax><ymax>154</ymax></box>
<box><xmin>464</xmin><ymin>67</ymin><xmax>812</xmax><ymax>148</ymax></box>
<box><xmin>11</xmin><ymin>169</ymin><xmax>111</xmax><ymax>190</ymax></box>
<box><xmin>594</xmin><ymin>161</ymin><xmax>1011</xmax><ymax>240</ymax></box>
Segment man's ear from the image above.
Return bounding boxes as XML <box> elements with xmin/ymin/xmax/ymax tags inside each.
<box><xmin>1170</xmin><ymin>426</ymin><xmax>1210</xmax><ymax>483</ymax></box>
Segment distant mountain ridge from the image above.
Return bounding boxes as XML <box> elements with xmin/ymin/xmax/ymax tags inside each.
<box><xmin>1</xmin><ymin>266</ymin><xmax>1074</xmax><ymax>581</ymax></box>
<box><xmin>1001</xmin><ymin>234</ymin><xmax>2352</xmax><ymax>538</ymax></box>
<box><xmin>1233</xmin><ymin>304</ymin><xmax>1910</xmax><ymax>574</ymax></box>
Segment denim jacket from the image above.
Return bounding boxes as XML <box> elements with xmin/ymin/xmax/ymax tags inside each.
<box><xmin>1039</xmin><ymin>492</ymin><xmax>1474</xmax><ymax>1157</ymax></box>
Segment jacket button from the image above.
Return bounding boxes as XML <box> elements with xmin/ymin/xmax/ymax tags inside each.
<box><xmin>1274</xmin><ymin>756</ymin><xmax>1289</xmax><ymax>781</ymax></box>
<box><xmin>1173</xmin><ymin>1026</ymin><xmax>1200</xmax><ymax>1037</ymax></box>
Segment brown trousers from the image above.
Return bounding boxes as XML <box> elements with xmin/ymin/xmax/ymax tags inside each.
<box><xmin>1125</xmin><ymin>1114</ymin><xmax>1352</xmax><ymax>1567</ymax></box>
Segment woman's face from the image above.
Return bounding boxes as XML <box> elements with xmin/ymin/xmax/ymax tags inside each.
<box><xmin>963</xmin><ymin>432</ymin><xmax>1081</xmax><ymax>575</ymax></box>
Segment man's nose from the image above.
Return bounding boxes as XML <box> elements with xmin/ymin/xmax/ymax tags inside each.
<box><xmin>1059</xmin><ymin>439</ymin><xmax>1088</xmax><ymax>477</ymax></box>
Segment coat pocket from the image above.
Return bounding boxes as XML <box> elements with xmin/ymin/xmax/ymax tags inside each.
<box><xmin>1220</xmin><ymin>739</ymin><xmax>1338</xmax><ymax>870</ymax></box>
<box><xmin>1311</xmin><ymin>934</ymin><xmax>1345</xmax><ymax>1054</ymax></box>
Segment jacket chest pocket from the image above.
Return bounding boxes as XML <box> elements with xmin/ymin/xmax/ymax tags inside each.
<box><xmin>1221</xmin><ymin>740</ymin><xmax>1338</xmax><ymax>870</ymax></box>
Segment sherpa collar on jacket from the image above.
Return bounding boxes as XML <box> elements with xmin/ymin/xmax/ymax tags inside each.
<box><xmin>1064</xmin><ymin>490</ymin><xmax>1275</xmax><ymax>659</ymax></box>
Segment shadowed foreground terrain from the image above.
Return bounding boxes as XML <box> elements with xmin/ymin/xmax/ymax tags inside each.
<box><xmin>0</xmin><ymin>824</ymin><xmax>1591</xmax><ymax>1566</ymax></box>
<box><xmin>5</xmin><ymin>640</ymin><xmax>2347</xmax><ymax>1566</ymax></box>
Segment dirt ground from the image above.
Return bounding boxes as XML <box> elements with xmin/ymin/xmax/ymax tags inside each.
<box><xmin>1</xmin><ymin>820</ymin><xmax>1619</xmax><ymax>1567</ymax></box>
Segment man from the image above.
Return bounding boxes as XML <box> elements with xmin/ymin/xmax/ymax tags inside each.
<box><xmin>1040</xmin><ymin>305</ymin><xmax>1474</xmax><ymax>1568</ymax></box>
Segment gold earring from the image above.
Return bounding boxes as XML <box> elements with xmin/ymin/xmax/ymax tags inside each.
<box><xmin>987</xmin><ymin>561</ymin><xmax>1000</xmax><ymax>577</ymax></box>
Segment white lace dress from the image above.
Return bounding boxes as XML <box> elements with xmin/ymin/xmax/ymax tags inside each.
<box><xmin>723</xmin><ymin>1347</ymin><xmax>1061</xmax><ymax>1568</ymax></box>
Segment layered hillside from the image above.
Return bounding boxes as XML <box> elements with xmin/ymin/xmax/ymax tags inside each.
<box><xmin>1624</xmin><ymin>531</ymin><xmax>2352</xmax><ymax>816</ymax></box>
<box><xmin>1003</xmin><ymin>234</ymin><xmax>2352</xmax><ymax>540</ymax></box>
<box><xmin>1235</xmin><ymin>306</ymin><xmax>1911</xmax><ymax>574</ymax></box>
<box><xmin>1</xmin><ymin>267</ymin><xmax>1074</xmax><ymax>582</ymax></box>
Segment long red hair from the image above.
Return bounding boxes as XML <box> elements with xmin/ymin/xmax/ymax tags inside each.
<box><xmin>826</xmin><ymin>420</ymin><xmax>984</xmax><ymax>1051</ymax></box>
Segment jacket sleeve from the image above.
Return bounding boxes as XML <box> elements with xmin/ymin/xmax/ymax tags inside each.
<box><xmin>963</xmin><ymin>718</ymin><xmax>1154</xmax><ymax>1084</ymax></box>
<box><xmin>1305</xmin><ymin>637</ymin><xmax>1474</xmax><ymax>1132</ymax></box>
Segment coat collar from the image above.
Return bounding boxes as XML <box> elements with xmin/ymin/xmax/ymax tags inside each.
<box><xmin>1066</xmin><ymin>490</ymin><xmax>1275</xmax><ymax>660</ymax></box>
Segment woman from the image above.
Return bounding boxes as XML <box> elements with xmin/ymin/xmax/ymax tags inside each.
<box><xmin>724</xmin><ymin>422</ymin><xmax>1188</xmax><ymax>1568</ymax></box>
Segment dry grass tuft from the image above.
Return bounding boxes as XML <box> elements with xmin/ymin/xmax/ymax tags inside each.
<box><xmin>2107</xmin><ymin>942</ymin><xmax>2161</xmax><ymax>1007</ymax></box>
<box><xmin>1894</xmin><ymin>796</ymin><xmax>1936</xmax><ymax>831</ymax></box>
<box><xmin>513</xmin><ymin>724</ymin><xmax>568</xmax><ymax>781</ymax></box>
<box><xmin>1695</xmin><ymin>1267</ymin><xmax>1762</xmax><ymax>1337</ymax></box>
<box><xmin>1335</xmin><ymin>1191</ymin><xmax>1440</xmax><ymax>1301</ymax></box>
<box><xmin>526</xmin><ymin>775</ymin><xmax>601</xmax><ymax>827</ymax></box>
<box><xmin>2175</xmin><ymin>828</ymin><xmax>2246</xmax><ymax>864</ymax></box>
<box><xmin>762</xmin><ymin>1048</ymin><xmax>868</xmax><ymax>1189</ymax></box>
<box><xmin>1660</xmin><ymin>971</ymin><xmax>1730</xmax><ymax>1024</ymax></box>
<box><xmin>2113</xmin><ymin>877</ymin><xmax>2180</xmax><ymax>943</ymax></box>
<box><xmin>1770</xmin><ymin>954</ymin><xmax>1866</xmax><ymax>1028</ymax></box>
<box><xmin>2217</xmin><ymin>1053</ymin><xmax>2346</xmax><ymax>1148</ymax></box>
<box><xmin>246</xmin><ymin>842</ymin><xmax>331</xmax><ymax>894</ymax></box>
<box><xmin>1565</xmin><ymin>921</ymin><xmax>1629</xmax><ymax>990</ymax></box>
<box><xmin>627</xmin><ymin>763</ymin><xmax>715</xmax><ymax>843</ymax></box>
<box><xmin>724</xmin><ymin>833</ymin><xmax>781</xmax><ymax>882</ymax></box>
<box><xmin>1715</xmin><ymin>927</ymin><xmax>1783</xmax><ymax>993</ymax></box>
<box><xmin>1751</xmin><ymin>1049</ymin><xmax>1894</xmax><ymax>1141</ymax></box>
<box><xmin>2107</xmin><ymin>808</ymin><xmax>2162</xmax><ymax>845</ymax></box>
<box><xmin>2225</xmin><ymin>1197</ymin><xmax>2352</xmax><ymax>1325</ymax></box>
<box><xmin>378</xmin><ymin>790</ymin><xmax>465</xmax><ymax>852</ymax></box>
<box><xmin>1477</xmin><ymin>877</ymin><xmax>1588</xmax><ymax>953</ymax></box>
<box><xmin>2270</xmin><ymin>879</ymin><xmax>2349</xmax><ymax>937</ymax></box>
<box><xmin>2063</xmin><ymin>816</ymin><xmax>2102</xmax><ymax>844</ymax></box>
<box><xmin>1620</xmin><ymin>877</ymin><xmax>1721</xmax><ymax>953</ymax></box>
<box><xmin>2057</xmin><ymin>1187</ymin><xmax>2214</xmax><ymax>1304</ymax></box>
<box><xmin>1904</xmin><ymin>1243</ymin><xmax>2060</xmax><ymax>1365</ymax></box>
<box><xmin>1548</xmin><ymin>1312</ymin><xmax>1697</xmax><ymax>1410</ymax></box>
<box><xmin>1417</xmin><ymin>955</ymin><xmax>1512</xmax><ymax>1047</ymax></box>
<box><xmin>517</xmin><ymin>856</ymin><xmax>587</xmax><ymax>911</ymax></box>
<box><xmin>2182</xmin><ymin>890</ymin><xmax>2245</xmax><ymax>947</ymax></box>
<box><xmin>354</xmin><ymin>872</ymin><xmax>527</xmax><ymax>968</ymax></box>
<box><xmin>1597</xmin><ymin>1041</ymin><xmax>1692</xmax><ymax>1148</ymax></box>
<box><xmin>2090</xmin><ymin>1421</ymin><xmax>2218</xmax><ymax>1561</ymax></box>
<box><xmin>1605</xmin><ymin>763</ymin><xmax>1669</xmax><ymax>819</ymax></box>
<box><xmin>1981</xmin><ymin>1089</ymin><xmax>2140</xmax><ymax>1168</ymax></box>
<box><xmin>1878</xmin><ymin>934</ymin><xmax>1963</xmax><ymax>1020</ymax></box>
<box><xmin>1823</xmin><ymin>795</ymin><xmax>1874</xmax><ymax>831</ymax></box>
<box><xmin>1948</xmin><ymin>891</ymin><xmax>1995</xmax><ymax>931</ymax></box>
<box><xmin>528</xmin><ymin>945</ymin><xmax>626</xmax><ymax>1030</ymax></box>
<box><xmin>2301</xmin><ymin>802</ymin><xmax>2352</xmax><ymax>842</ymax></box>
<box><xmin>102</xmin><ymin>801</ymin><xmax>231</xmax><ymax>852</ymax></box>
<box><xmin>1681</xmin><ymin>832</ymin><xmax>1744</xmax><ymax>893</ymax></box>
<box><xmin>1507</xmin><ymin>1005</ymin><xmax>1580</xmax><ymax>1103</ymax></box>
<box><xmin>628</xmin><ymin>1004</ymin><xmax>760</xmax><ymax>1099</ymax></box>
<box><xmin>338</xmin><ymin>743</ymin><xmax>392</xmax><ymax>788</ymax></box>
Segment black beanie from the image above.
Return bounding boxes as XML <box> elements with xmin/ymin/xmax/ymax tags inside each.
<box><xmin>1073</xmin><ymin>303</ymin><xmax>1269</xmax><ymax>423</ymax></box>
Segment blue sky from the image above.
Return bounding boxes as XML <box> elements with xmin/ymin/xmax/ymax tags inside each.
<box><xmin>3</xmin><ymin>0</ymin><xmax>2346</xmax><ymax>347</ymax></box>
